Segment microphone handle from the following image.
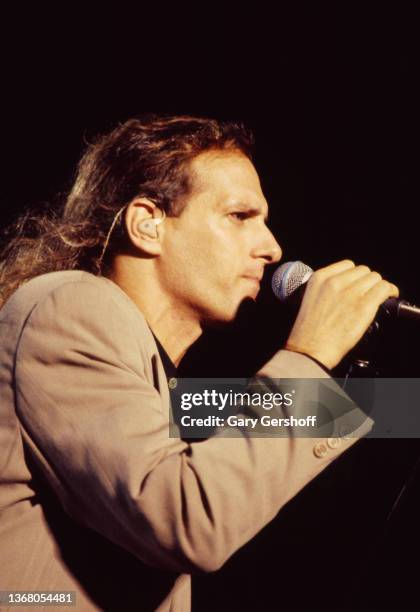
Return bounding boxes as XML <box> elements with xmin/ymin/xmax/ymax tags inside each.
<box><xmin>383</xmin><ymin>298</ymin><xmax>420</xmax><ymax>321</ymax></box>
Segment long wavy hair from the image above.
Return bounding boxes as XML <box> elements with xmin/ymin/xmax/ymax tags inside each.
<box><xmin>0</xmin><ymin>115</ymin><xmax>253</xmax><ymax>308</ymax></box>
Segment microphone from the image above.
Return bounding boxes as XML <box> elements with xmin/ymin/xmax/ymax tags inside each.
<box><xmin>272</xmin><ymin>261</ymin><xmax>420</xmax><ymax>321</ymax></box>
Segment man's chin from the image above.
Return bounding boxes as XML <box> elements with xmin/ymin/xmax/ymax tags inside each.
<box><xmin>202</xmin><ymin>297</ymin><xmax>256</xmax><ymax>329</ymax></box>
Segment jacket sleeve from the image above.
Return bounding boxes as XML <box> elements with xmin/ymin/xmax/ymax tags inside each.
<box><xmin>14</xmin><ymin>279</ymin><xmax>373</xmax><ymax>574</ymax></box>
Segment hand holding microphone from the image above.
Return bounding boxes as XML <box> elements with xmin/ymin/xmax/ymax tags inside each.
<box><xmin>272</xmin><ymin>260</ymin><xmax>400</xmax><ymax>370</ymax></box>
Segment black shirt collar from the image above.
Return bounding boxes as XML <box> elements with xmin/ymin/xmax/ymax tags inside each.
<box><xmin>152</xmin><ymin>334</ymin><xmax>177</xmax><ymax>380</ymax></box>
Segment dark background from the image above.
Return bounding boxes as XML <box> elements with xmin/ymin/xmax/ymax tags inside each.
<box><xmin>1</xmin><ymin>6</ymin><xmax>419</xmax><ymax>610</ymax></box>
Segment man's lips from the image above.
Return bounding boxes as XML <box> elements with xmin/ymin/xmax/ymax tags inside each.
<box><xmin>242</xmin><ymin>276</ymin><xmax>263</xmax><ymax>296</ymax></box>
<box><xmin>242</xmin><ymin>273</ymin><xmax>264</xmax><ymax>283</ymax></box>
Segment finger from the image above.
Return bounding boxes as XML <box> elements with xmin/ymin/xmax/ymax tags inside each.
<box><xmin>389</xmin><ymin>283</ymin><xmax>399</xmax><ymax>298</ymax></box>
<box><xmin>349</xmin><ymin>270</ymin><xmax>383</xmax><ymax>295</ymax></box>
<box><xmin>364</xmin><ymin>280</ymin><xmax>399</xmax><ymax>307</ymax></box>
<box><xmin>333</xmin><ymin>264</ymin><xmax>373</xmax><ymax>286</ymax></box>
<box><xmin>315</xmin><ymin>259</ymin><xmax>355</xmax><ymax>277</ymax></box>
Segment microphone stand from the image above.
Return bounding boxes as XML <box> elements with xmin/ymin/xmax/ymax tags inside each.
<box><xmin>338</xmin><ymin>311</ymin><xmax>420</xmax><ymax>536</ymax></box>
<box><xmin>334</xmin><ymin>320</ymin><xmax>381</xmax><ymax>391</ymax></box>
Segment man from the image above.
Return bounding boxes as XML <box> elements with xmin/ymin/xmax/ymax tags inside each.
<box><xmin>0</xmin><ymin>115</ymin><xmax>398</xmax><ymax>611</ymax></box>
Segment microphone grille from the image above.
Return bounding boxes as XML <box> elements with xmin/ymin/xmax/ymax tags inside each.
<box><xmin>272</xmin><ymin>261</ymin><xmax>313</xmax><ymax>302</ymax></box>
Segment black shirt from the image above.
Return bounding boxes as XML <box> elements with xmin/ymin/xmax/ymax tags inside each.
<box><xmin>152</xmin><ymin>334</ymin><xmax>177</xmax><ymax>380</ymax></box>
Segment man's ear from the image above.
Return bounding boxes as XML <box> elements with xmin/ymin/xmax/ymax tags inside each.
<box><xmin>125</xmin><ymin>197</ymin><xmax>165</xmax><ymax>256</ymax></box>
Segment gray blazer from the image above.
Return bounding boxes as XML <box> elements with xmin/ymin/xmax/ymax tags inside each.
<box><xmin>0</xmin><ymin>271</ymin><xmax>372</xmax><ymax>611</ymax></box>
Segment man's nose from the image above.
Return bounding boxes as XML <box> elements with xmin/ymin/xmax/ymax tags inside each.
<box><xmin>254</xmin><ymin>227</ymin><xmax>282</xmax><ymax>264</ymax></box>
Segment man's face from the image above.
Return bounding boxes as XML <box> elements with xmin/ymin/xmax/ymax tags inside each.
<box><xmin>159</xmin><ymin>150</ymin><xmax>282</xmax><ymax>323</ymax></box>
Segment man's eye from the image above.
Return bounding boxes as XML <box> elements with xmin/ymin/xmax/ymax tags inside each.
<box><xmin>229</xmin><ymin>212</ymin><xmax>248</xmax><ymax>221</ymax></box>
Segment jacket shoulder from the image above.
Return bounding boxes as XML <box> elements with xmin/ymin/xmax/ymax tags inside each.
<box><xmin>1</xmin><ymin>271</ymin><xmax>154</xmax><ymax>352</ymax></box>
